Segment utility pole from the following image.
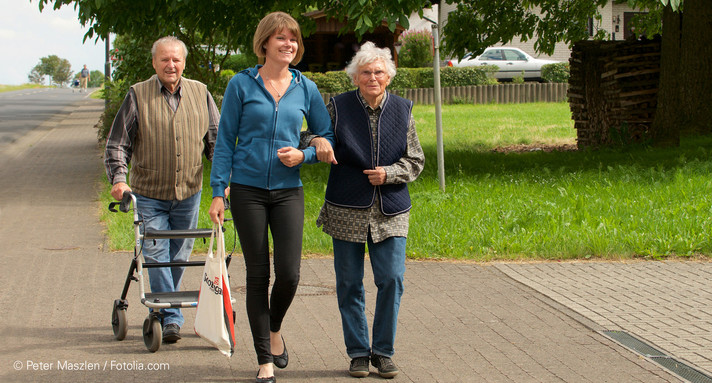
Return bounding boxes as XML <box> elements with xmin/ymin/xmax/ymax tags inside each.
<box><xmin>424</xmin><ymin>15</ymin><xmax>445</xmax><ymax>192</ymax></box>
<box><xmin>104</xmin><ymin>34</ymin><xmax>110</xmax><ymax>108</ymax></box>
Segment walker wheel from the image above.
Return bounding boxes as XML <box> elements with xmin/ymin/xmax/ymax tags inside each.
<box><xmin>111</xmin><ymin>300</ymin><xmax>128</xmax><ymax>340</ymax></box>
<box><xmin>143</xmin><ymin>315</ymin><xmax>162</xmax><ymax>352</ymax></box>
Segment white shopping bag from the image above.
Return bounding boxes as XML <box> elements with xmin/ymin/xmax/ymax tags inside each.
<box><xmin>194</xmin><ymin>223</ymin><xmax>235</xmax><ymax>357</ymax></box>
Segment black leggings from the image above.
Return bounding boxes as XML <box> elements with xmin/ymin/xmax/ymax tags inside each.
<box><xmin>230</xmin><ymin>184</ymin><xmax>304</xmax><ymax>365</ymax></box>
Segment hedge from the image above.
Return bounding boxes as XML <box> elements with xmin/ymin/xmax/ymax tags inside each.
<box><xmin>301</xmin><ymin>66</ymin><xmax>499</xmax><ymax>93</ymax></box>
<box><xmin>541</xmin><ymin>62</ymin><xmax>570</xmax><ymax>83</ymax></box>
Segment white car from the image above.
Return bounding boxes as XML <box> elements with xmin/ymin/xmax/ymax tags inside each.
<box><xmin>447</xmin><ymin>47</ymin><xmax>559</xmax><ymax>80</ymax></box>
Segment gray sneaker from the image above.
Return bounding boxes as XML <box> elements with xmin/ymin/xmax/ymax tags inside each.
<box><xmin>371</xmin><ymin>354</ymin><xmax>399</xmax><ymax>378</ymax></box>
<box><xmin>349</xmin><ymin>356</ymin><xmax>370</xmax><ymax>378</ymax></box>
<box><xmin>162</xmin><ymin>323</ymin><xmax>181</xmax><ymax>343</ymax></box>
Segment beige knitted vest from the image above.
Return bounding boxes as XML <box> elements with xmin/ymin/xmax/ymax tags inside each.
<box><xmin>130</xmin><ymin>75</ymin><xmax>209</xmax><ymax>201</ymax></box>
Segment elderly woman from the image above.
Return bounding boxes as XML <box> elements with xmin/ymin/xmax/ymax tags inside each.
<box><xmin>306</xmin><ymin>41</ymin><xmax>424</xmax><ymax>378</ymax></box>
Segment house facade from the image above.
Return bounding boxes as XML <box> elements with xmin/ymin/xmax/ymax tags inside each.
<box><xmin>298</xmin><ymin>11</ymin><xmax>405</xmax><ymax>73</ymax></box>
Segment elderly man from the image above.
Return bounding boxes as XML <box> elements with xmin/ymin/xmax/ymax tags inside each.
<box><xmin>104</xmin><ymin>36</ymin><xmax>219</xmax><ymax>343</ymax></box>
<box><xmin>79</xmin><ymin>64</ymin><xmax>90</xmax><ymax>92</ymax></box>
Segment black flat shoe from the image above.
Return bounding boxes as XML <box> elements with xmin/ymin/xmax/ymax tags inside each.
<box><xmin>272</xmin><ymin>335</ymin><xmax>288</xmax><ymax>369</ymax></box>
<box><xmin>256</xmin><ymin>370</ymin><xmax>276</xmax><ymax>383</ymax></box>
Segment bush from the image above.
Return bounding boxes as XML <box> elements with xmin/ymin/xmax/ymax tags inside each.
<box><xmin>221</xmin><ymin>52</ymin><xmax>258</xmax><ymax>72</ymax></box>
<box><xmin>389</xmin><ymin>68</ymin><xmax>423</xmax><ymax>90</ymax></box>
<box><xmin>209</xmin><ymin>70</ymin><xmax>236</xmax><ymax>109</ymax></box>
<box><xmin>397</xmin><ymin>29</ymin><xmax>433</xmax><ymax>68</ymax></box>
<box><xmin>541</xmin><ymin>62</ymin><xmax>570</xmax><ymax>83</ymax></box>
<box><xmin>220</xmin><ymin>69</ymin><xmax>236</xmax><ymax>80</ymax></box>
<box><xmin>439</xmin><ymin>66</ymin><xmax>498</xmax><ymax>87</ymax></box>
<box><xmin>111</xmin><ymin>35</ymin><xmax>154</xmax><ymax>86</ymax></box>
<box><xmin>301</xmin><ymin>71</ymin><xmax>354</xmax><ymax>93</ymax></box>
<box><xmin>87</xmin><ymin>70</ymin><xmax>105</xmax><ymax>88</ymax></box>
<box><xmin>95</xmin><ymin>79</ymin><xmax>131</xmax><ymax>143</ymax></box>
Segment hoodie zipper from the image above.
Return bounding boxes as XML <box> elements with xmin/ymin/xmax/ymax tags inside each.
<box><xmin>266</xmin><ymin>76</ymin><xmax>297</xmax><ymax>189</ymax></box>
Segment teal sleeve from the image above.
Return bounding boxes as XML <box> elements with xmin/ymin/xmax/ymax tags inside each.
<box><xmin>302</xmin><ymin>81</ymin><xmax>334</xmax><ymax>165</ymax></box>
<box><xmin>210</xmin><ymin>77</ymin><xmax>241</xmax><ymax>198</ymax></box>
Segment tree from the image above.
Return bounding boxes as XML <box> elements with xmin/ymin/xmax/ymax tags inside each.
<box><xmin>450</xmin><ymin>1</ymin><xmax>617</xmax><ymax>58</ymax></box>
<box><xmin>37</xmin><ymin>0</ymin><xmax>308</xmax><ymax>88</ymax></box>
<box><xmin>51</xmin><ymin>57</ymin><xmax>73</xmax><ymax>86</ymax></box>
<box><xmin>28</xmin><ymin>64</ymin><xmax>45</xmax><ymax>84</ymax></box>
<box><xmin>36</xmin><ymin>0</ymin><xmax>430</xmax><ymax>87</ymax></box>
<box><xmin>612</xmin><ymin>0</ymin><xmax>711</xmax><ymax>141</ymax></box>
<box><xmin>39</xmin><ymin>55</ymin><xmax>61</xmax><ymax>84</ymax></box>
<box><xmin>677</xmin><ymin>0</ymin><xmax>712</xmax><ymax>135</ymax></box>
<box><xmin>110</xmin><ymin>34</ymin><xmax>155</xmax><ymax>85</ymax></box>
<box><xmin>30</xmin><ymin>54</ymin><xmax>73</xmax><ymax>86</ymax></box>
<box><xmin>649</xmin><ymin>1</ymin><xmax>682</xmax><ymax>146</ymax></box>
<box><xmin>88</xmin><ymin>70</ymin><xmax>104</xmax><ymax>87</ymax></box>
<box><xmin>442</xmin><ymin>0</ymin><xmax>712</xmax><ymax>146</ymax></box>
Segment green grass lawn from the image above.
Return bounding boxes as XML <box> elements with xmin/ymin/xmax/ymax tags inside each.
<box><xmin>0</xmin><ymin>84</ymin><xmax>48</xmax><ymax>92</ymax></box>
<box><xmin>101</xmin><ymin>102</ymin><xmax>712</xmax><ymax>260</ymax></box>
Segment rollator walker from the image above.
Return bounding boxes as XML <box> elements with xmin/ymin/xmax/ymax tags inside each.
<box><xmin>108</xmin><ymin>191</ymin><xmax>233</xmax><ymax>352</ymax></box>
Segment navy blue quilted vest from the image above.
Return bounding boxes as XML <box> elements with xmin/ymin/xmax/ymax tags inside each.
<box><xmin>325</xmin><ymin>90</ymin><xmax>412</xmax><ymax>215</ymax></box>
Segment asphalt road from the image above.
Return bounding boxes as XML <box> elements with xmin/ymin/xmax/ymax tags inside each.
<box><xmin>0</xmin><ymin>87</ymin><xmax>95</xmax><ymax>147</ymax></box>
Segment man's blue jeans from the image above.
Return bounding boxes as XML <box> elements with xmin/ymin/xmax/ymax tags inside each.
<box><xmin>135</xmin><ymin>191</ymin><xmax>201</xmax><ymax>327</ymax></box>
<box><xmin>333</xmin><ymin>236</ymin><xmax>406</xmax><ymax>358</ymax></box>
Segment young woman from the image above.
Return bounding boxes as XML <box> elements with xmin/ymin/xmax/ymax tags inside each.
<box><xmin>209</xmin><ymin>11</ymin><xmax>334</xmax><ymax>383</ymax></box>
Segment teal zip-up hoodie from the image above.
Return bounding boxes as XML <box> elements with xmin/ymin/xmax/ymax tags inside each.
<box><xmin>211</xmin><ymin>65</ymin><xmax>334</xmax><ymax>197</ymax></box>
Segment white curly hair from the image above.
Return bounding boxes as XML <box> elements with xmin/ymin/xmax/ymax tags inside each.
<box><xmin>345</xmin><ymin>41</ymin><xmax>397</xmax><ymax>86</ymax></box>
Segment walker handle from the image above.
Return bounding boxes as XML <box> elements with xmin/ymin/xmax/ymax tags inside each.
<box><xmin>108</xmin><ymin>191</ymin><xmax>133</xmax><ymax>213</ymax></box>
<box><xmin>119</xmin><ymin>191</ymin><xmax>133</xmax><ymax>213</ymax></box>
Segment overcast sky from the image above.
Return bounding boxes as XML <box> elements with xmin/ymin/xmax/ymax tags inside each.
<box><xmin>0</xmin><ymin>0</ymin><xmax>111</xmax><ymax>85</ymax></box>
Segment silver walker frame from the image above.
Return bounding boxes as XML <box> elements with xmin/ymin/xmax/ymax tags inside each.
<box><xmin>109</xmin><ymin>192</ymin><xmax>233</xmax><ymax>352</ymax></box>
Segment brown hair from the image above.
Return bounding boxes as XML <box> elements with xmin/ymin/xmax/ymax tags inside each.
<box><xmin>252</xmin><ymin>12</ymin><xmax>304</xmax><ymax>65</ymax></box>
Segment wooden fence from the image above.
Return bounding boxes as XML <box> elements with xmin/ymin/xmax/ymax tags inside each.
<box><xmin>320</xmin><ymin>83</ymin><xmax>569</xmax><ymax>105</ymax></box>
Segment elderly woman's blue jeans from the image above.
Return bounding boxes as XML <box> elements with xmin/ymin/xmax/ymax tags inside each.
<box><xmin>333</xmin><ymin>236</ymin><xmax>406</xmax><ymax>358</ymax></box>
<box><xmin>136</xmin><ymin>191</ymin><xmax>201</xmax><ymax>328</ymax></box>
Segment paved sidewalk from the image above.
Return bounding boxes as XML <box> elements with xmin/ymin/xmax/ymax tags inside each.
<box><xmin>0</xmin><ymin>97</ymin><xmax>702</xmax><ymax>382</ymax></box>
<box><xmin>497</xmin><ymin>261</ymin><xmax>712</xmax><ymax>376</ymax></box>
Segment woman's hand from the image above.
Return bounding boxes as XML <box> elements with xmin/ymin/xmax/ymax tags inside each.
<box><xmin>209</xmin><ymin>197</ymin><xmax>226</xmax><ymax>225</ymax></box>
<box><xmin>364</xmin><ymin>167</ymin><xmax>386</xmax><ymax>186</ymax></box>
<box><xmin>310</xmin><ymin>137</ymin><xmax>337</xmax><ymax>164</ymax></box>
<box><xmin>277</xmin><ymin>147</ymin><xmax>305</xmax><ymax>167</ymax></box>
